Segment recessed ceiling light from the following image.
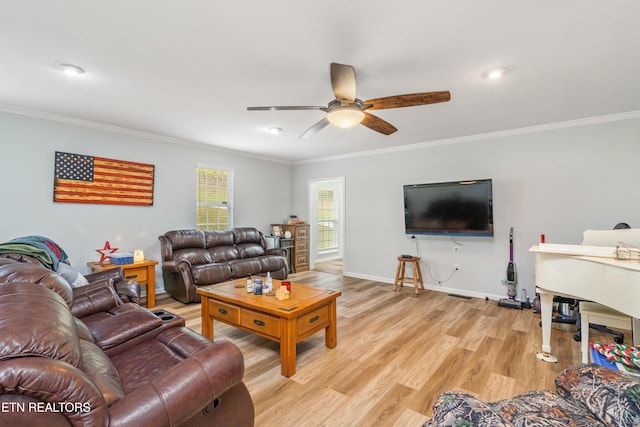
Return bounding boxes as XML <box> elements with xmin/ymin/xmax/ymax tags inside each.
<box><xmin>268</xmin><ymin>127</ymin><xmax>282</xmax><ymax>135</ymax></box>
<box><xmin>486</xmin><ymin>67</ymin><xmax>507</xmax><ymax>80</ymax></box>
<box><xmin>60</xmin><ymin>63</ymin><xmax>85</xmax><ymax>76</ymax></box>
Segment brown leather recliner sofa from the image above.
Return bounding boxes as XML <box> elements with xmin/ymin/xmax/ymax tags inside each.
<box><xmin>0</xmin><ymin>251</ymin><xmax>141</xmax><ymax>305</ymax></box>
<box><xmin>0</xmin><ymin>259</ymin><xmax>254</xmax><ymax>426</ymax></box>
<box><xmin>159</xmin><ymin>227</ymin><xmax>288</xmax><ymax>303</ymax></box>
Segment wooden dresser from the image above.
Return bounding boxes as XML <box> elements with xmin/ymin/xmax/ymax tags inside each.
<box><xmin>272</xmin><ymin>224</ymin><xmax>310</xmax><ymax>272</ymax></box>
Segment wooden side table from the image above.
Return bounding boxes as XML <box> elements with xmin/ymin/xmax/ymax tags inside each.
<box><xmin>87</xmin><ymin>259</ymin><xmax>158</xmax><ymax>308</ymax></box>
<box><xmin>393</xmin><ymin>256</ymin><xmax>424</xmax><ymax>294</ymax></box>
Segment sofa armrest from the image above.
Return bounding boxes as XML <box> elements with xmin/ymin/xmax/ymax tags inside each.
<box><xmin>162</xmin><ymin>259</ymin><xmax>196</xmax><ymax>288</ymax></box>
<box><xmin>114</xmin><ymin>280</ymin><xmax>140</xmax><ymax>304</ymax></box>
<box><xmin>0</xmin><ymin>357</ymin><xmax>108</xmax><ymax>426</ymax></box>
<box><xmin>161</xmin><ymin>259</ymin><xmax>192</xmax><ymax>273</ymax></box>
<box><xmin>85</xmin><ymin>267</ymin><xmax>123</xmax><ymax>283</ymax></box>
<box><xmin>89</xmin><ymin>306</ymin><xmax>163</xmax><ymax>350</ymax></box>
<box><xmin>107</xmin><ymin>339</ymin><xmax>245</xmax><ymax>427</ymax></box>
<box><xmin>85</xmin><ymin>268</ymin><xmax>141</xmax><ymax>304</ymax></box>
<box><xmin>266</xmin><ymin>247</ymin><xmax>287</xmax><ymax>257</ymax></box>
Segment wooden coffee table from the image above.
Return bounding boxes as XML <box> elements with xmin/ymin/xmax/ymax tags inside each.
<box><xmin>197</xmin><ymin>278</ymin><xmax>341</xmax><ymax>377</ymax></box>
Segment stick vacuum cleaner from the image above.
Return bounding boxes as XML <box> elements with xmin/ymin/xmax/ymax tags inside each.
<box><xmin>499</xmin><ymin>227</ymin><xmax>522</xmax><ymax>309</ymax></box>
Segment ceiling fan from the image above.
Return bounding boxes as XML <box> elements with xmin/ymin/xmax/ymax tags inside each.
<box><xmin>247</xmin><ymin>62</ymin><xmax>451</xmax><ymax>138</ymax></box>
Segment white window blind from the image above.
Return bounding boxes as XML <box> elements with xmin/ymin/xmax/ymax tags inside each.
<box><xmin>196</xmin><ymin>166</ymin><xmax>233</xmax><ymax>230</ymax></box>
<box><xmin>317</xmin><ymin>187</ymin><xmax>338</xmax><ymax>251</ymax></box>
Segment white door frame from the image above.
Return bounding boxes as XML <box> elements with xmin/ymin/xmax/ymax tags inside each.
<box><xmin>308</xmin><ymin>177</ymin><xmax>345</xmax><ymax>270</ymax></box>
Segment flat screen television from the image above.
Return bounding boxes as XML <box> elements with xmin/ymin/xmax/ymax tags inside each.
<box><xmin>403</xmin><ymin>179</ymin><xmax>494</xmax><ymax>236</ymax></box>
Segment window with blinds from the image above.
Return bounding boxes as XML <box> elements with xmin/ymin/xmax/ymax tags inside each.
<box><xmin>317</xmin><ymin>187</ymin><xmax>338</xmax><ymax>251</ymax></box>
<box><xmin>196</xmin><ymin>167</ymin><xmax>233</xmax><ymax>230</ymax></box>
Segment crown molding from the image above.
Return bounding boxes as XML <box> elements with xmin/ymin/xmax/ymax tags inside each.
<box><xmin>294</xmin><ymin>110</ymin><xmax>640</xmax><ymax>165</ymax></box>
<box><xmin>0</xmin><ymin>104</ymin><xmax>291</xmax><ymax>165</ymax></box>
<box><xmin>2</xmin><ymin>103</ymin><xmax>638</xmax><ymax>167</ymax></box>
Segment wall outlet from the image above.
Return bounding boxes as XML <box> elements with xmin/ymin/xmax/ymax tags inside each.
<box><xmin>454</xmin><ymin>264</ymin><xmax>460</xmax><ymax>271</ymax></box>
<box><xmin>454</xmin><ymin>246</ymin><xmax>459</xmax><ymax>254</ymax></box>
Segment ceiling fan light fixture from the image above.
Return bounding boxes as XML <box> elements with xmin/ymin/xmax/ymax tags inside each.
<box><xmin>486</xmin><ymin>67</ymin><xmax>507</xmax><ymax>80</ymax></box>
<box><xmin>60</xmin><ymin>63</ymin><xmax>85</xmax><ymax>76</ymax></box>
<box><xmin>327</xmin><ymin>108</ymin><xmax>365</xmax><ymax>129</ymax></box>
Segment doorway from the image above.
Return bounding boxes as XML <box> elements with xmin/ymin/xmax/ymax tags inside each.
<box><xmin>309</xmin><ymin>177</ymin><xmax>345</xmax><ymax>274</ymax></box>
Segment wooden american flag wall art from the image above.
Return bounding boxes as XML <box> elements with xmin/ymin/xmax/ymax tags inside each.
<box><xmin>53</xmin><ymin>151</ymin><xmax>155</xmax><ymax>206</ymax></box>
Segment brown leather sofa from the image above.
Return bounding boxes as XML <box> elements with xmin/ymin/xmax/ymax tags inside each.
<box><xmin>0</xmin><ymin>259</ymin><xmax>254</xmax><ymax>426</ymax></box>
<box><xmin>0</xmin><ymin>252</ymin><xmax>140</xmax><ymax>305</ymax></box>
<box><xmin>159</xmin><ymin>227</ymin><xmax>288</xmax><ymax>303</ymax></box>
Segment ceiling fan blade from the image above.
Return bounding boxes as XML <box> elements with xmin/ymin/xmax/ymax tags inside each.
<box><xmin>364</xmin><ymin>91</ymin><xmax>451</xmax><ymax>110</ymax></box>
<box><xmin>300</xmin><ymin>117</ymin><xmax>330</xmax><ymax>139</ymax></box>
<box><xmin>330</xmin><ymin>63</ymin><xmax>356</xmax><ymax>102</ymax></box>
<box><xmin>361</xmin><ymin>112</ymin><xmax>398</xmax><ymax>135</ymax></box>
<box><xmin>247</xmin><ymin>106</ymin><xmax>326</xmax><ymax>111</ymax></box>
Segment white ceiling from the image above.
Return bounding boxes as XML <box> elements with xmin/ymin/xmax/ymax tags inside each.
<box><xmin>1</xmin><ymin>1</ymin><xmax>639</xmax><ymax>163</ymax></box>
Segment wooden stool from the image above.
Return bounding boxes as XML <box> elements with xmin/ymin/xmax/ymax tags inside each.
<box><xmin>579</xmin><ymin>301</ymin><xmax>632</xmax><ymax>364</ymax></box>
<box><xmin>393</xmin><ymin>256</ymin><xmax>424</xmax><ymax>294</ymax></box>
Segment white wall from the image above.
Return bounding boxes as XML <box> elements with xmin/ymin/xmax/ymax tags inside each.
<box><xmin>3</xmin><ymin>110</ymin><xmax>639</xmax><ymax>301</ymax></box>
<box><xmin>0</xmin><ymin>111</ymin><xmax>292</xmax><ymax>292</ymax></box>
<box><xmin>291</xmin><ymin>116</ymin><xmax>640</xmax><ymax>300</ymax></box>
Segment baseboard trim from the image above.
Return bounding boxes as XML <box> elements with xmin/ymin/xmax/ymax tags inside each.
<box><xmin>343</xmin><ymin>271</ymin><xmax>504</xmax><ymax>301</ymax></box>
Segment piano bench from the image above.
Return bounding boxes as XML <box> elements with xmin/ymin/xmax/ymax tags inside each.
<box><xmin>579</xmin><ymin>301</ymin><xmax>632</xmax><ymax>364</ymax></box>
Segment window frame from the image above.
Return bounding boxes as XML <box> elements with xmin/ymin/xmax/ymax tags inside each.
<box><xmin>196</xmin><ymin>165</ymin><xmax>234</xmax><ymax>231</ymax></box>
<box><xmin>316</xmin><ymin>186</ymin><xmax>339</xmax><ymax>253</ymax></box>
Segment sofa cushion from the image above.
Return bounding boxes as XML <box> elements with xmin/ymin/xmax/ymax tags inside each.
<box><xmin>237</xmin><ymin>243</ymin><xmax>266</xmax><ymax>259</ymax></box>
<box><xmin>208</xmin><ymin>245</ymin><xmax>240</xmax><ymax>262</ymax></box>
<box><xmin>490</xmin><ymin>390</ymin><xmax>603</xmax><ymax>426</ymax></box>
<box><xmin>71</xmin><ymin>278</ymin><xmax>122</xmax><ymax>318</ymax></box>
<box><xmin>555</xmin><ymin>364</ymin><xmax>640</xmax><ymax>426</ymax></box>
<box><xmin>109</xmin><ymin>336</ymin><xmax>186</xmax><ymax>393</ymax></box>
<box><xmin>424</xmin><ymin>391</ymin><xmax>509</xmax><ymax>426</ymax></box>
<box><xmin>204</xmin><ymin>229</ymin><xmax>235</xmax><ymax>247</ymax></box>
<box><xmin>232</xmin><ymin>227</ymin><xmax>264</xmax><ymax>245</ymax></box>
<box><xmin>227</xmin><ymin>258</ymin><xmax>263</xmax><ymax>277</ymax></box>
<box><xmin>258</xmin><ymin>255</ymin><xmax>287</xmax><ymax>272</ymax></box>
<box><xmin>0</xmin><ymin>282</ymin><xmax>81</xmax><ymax>367</ymax></box>
<box><xmin>172</xmin><ymin>248</ymin><xmax>213</xmax><ymax>265</ymax></box>
<box><xmin>233</xmin><ymin>228</ymin><xmax>267</xmax><ymax>258</ymax></box>
<box><xmin>165</xmin><ymin>229</ymin><xmax>206</xmax><ymax>251</ymax></box>
<box><xmin>191</xmin><ymin>263</ymin><xmax>233</xmax><ymax>285</ymax></box>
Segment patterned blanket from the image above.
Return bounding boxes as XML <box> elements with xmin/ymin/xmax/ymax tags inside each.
<box><xmin>0</xmin><ymin>235</ymin><xmax>69</xmax><ymax>271</ymax></box>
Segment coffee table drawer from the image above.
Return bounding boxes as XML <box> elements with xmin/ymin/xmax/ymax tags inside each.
<box><xmin>209</xmin><ymin>300</ymin><xmax>240</xmax><ymax>324</ymax></box>
<box><xmin>297</xmin><ymin>305</ymin><xmax>329</xmax><ymax>337</ymax></box>
<box><xmin>241</xmin><ymin>309</ymin><xmax>281</xmax><ymax>338</ymax></box>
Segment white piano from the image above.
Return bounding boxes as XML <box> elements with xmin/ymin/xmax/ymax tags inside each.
<box><xmin>531</xmin><ymin>229</ymin><xmax>640</xmax><ymax>362</ymax></box>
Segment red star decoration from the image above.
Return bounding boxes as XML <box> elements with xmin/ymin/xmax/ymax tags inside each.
<box><xmin>96</xmin><ymin>241</ymin><xmax>118</xmax><ymax>263</ymax></box>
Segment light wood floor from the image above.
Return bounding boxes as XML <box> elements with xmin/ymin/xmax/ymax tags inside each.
<box><xmin>153</xmin><ymin>268</ymin><xmax>629</xmax><ymax>427</ymax></box>
<box><xmin>313</xmin><ymin>258</ymin><xmax>343</xmax><ymax>275</ymax></box>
